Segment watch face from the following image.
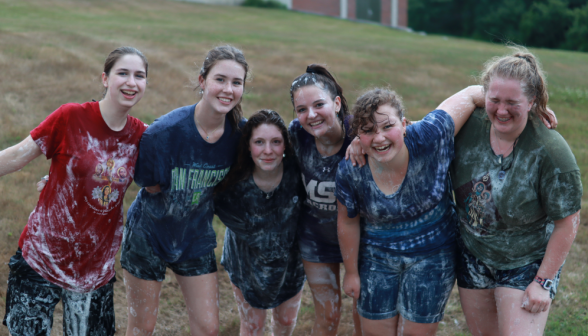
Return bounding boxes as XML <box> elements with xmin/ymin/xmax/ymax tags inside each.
<box><xmin>544</xmin><ymin>279</ymin><xmax>554</xmax><ymax>289</ymax></box>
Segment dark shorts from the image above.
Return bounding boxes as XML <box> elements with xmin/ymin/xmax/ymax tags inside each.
<box><xmin>357</xmin><ymin>245</ymin><xmax>456</xmax><ymax>323</ymax></box>
<box><xmin>456</xmin><ymin>240</ymin><xmax>561</xmax><ymax>299</ymax></box>
<box><xmin>120</xmin><ymin>224</ymin><xmax>217</xmax><ymax>281</ymax></box>
<box><xmin>3</xmin><ymin>248</ymin><xmax>115</xmax><ymax>336</ymax></box>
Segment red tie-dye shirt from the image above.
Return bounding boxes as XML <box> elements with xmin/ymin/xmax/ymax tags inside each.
<box><xmin>20</xmin><ymin>101</ymin><xmax>147</xmax><ymax>293</ymax></box>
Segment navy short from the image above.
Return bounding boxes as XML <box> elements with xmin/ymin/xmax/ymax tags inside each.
<box><xmin>456</xmin><ymin>240</ymin><xmax>561</xmax><ymax>299</ymax></box>
<box><xmin>120</xmin><ymin>224</ymin><xmax>217</xmax><ymax>281</ymax></box>
<box><xmin>357</xmin><ymin>245</ymin><xmax>456</xmax><ymax>323</ymax></box>
<box><xmin>3</xmin><ymin>248</ymin><xmax>115</xmax><ymax>336</ymax></box>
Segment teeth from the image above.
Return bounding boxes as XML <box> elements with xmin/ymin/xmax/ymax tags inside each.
<box><xmin>121</xmin><ymin>90</ymin><xmax>136</xmax><ymax>95</ymax></box>
<box><xmin>310</xmin><ymin>121</ymin><xmax>323</xmax><ymax>126</ymax></box>
<box><xmin>497</xmin><ymin>117</ymin><xmax>510</xmax><ymax>122</ymax></box>
<box><xmin>219</xmin><ymin>98</ymin><xmax>231</xmax><ymax>103</ymax></box>
<box><xmin>375</xmin><ymin>145</ymin><xmax>390</xmax><ymax>151</ymax></box>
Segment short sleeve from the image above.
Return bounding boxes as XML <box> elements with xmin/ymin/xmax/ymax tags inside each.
<box><xmin>335</xmin><ymin>159</ymin><xmax>358</xmax><ymax>218</ymax></box>
<box><xmin>30</xmin><ymin>105</ymin><xmax>70</xmax><ymax>159</ymax></box>
<box><xmin>540</xmin><ymin>171</ymin><xmax>582</xmax><ymax>221</ymax></box>
<box><xmin>134</xmin><ymin>131</ymin><xmax>161</xmax><ymax>188</ymax></box>
<box><xmin>409</xmin><ymin>109</ymin><xmax>455</xmax><ymax>160</ymax></box>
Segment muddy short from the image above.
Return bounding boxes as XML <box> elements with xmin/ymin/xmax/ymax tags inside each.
<box><xmin>120</xmin><ymin>224</ymin><xmax>217</xmax><ymax>281</ymax></box>
<box><xmin>3</xmin><ymin>248</ymin><xmax>116</xmax><ymax>336</ymax></box>
<box><xmin>357</xmin><ymin>245</ymin><xmax>456</xmax><ymax>323</ymax></box>
<box><xmin>456</xmin><ymin>240</ymin><xmax>561</xmax><ymax>299</ymax></box>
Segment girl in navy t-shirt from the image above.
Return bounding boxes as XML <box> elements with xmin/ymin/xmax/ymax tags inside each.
<box><xmin>337</xmin><ymin>87</ymin><xmax>485</xmax><ymax>335</ymax></box>
<box><xmin>288</xmin><ymin>65</ymin><xmax>361</xmax><ymax>335</ymax></box>
<box><xmin>121</xmin><ymin>45</ymin><xmax>248</xmax><ymax>336</ymax></box>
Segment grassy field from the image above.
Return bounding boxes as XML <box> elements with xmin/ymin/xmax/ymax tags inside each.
<box><xmin>0</xmin><ymin>0</ymin><xmax>587</xmax><ymax>334</ymax></box>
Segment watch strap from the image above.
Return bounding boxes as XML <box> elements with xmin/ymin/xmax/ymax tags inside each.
<box><xmin>534</xmin><ymin>276</ymin><xmax>553</xmax><ymax>290</ymax></box>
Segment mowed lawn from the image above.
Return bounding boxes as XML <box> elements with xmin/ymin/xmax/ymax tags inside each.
<box><xmin>0</xmin><ymin>0</ymin><xmax>587</xmax><ymax>334</ymax></box>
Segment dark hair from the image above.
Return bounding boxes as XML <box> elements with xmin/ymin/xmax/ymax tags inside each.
<box><xmin>350</xmin><ymin>88</ymin><xmax>405</xmax><ymax>137</ymax></box>
<box><xmin>480</xmin><ymin>45</ymin><xmax>549</xmax><ymax>120</ymax></box>
<box><xmin>103</xmin><ymin>46</ymin><xmax>148</xmax><ymax>97</ymax></box>
<box><xmin>196</xmin><ymin>45</ymin><xmax>249</xmax><ymax>132</ymax></box>
<box><xmin>289</xmin><ymin>64</ymin><xmax>349</xmax><ymax>123</ymax></box>
<box><xmin>215</xmin><ymin>109</ymin><xmax>295</xmax><ymax>194</ymax></box>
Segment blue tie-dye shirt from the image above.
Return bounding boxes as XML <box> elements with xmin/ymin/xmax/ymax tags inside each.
<box><xmin>336</xmin><ymin>109</ymin><xmax>457</xmax><ymax>256</ymax></box>
<box><xmin>126</xmin><ymin>104</ymin><xmax>243</xmax><ymax>263</ymax></box>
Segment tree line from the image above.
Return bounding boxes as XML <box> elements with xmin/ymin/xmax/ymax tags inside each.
<box><xmin>408</xmin><ymin>0</ymin><xmax>588</xmax><ymax>52</ymax></box>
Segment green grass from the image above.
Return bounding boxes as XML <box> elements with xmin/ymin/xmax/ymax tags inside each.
<box><xmin>0</xmin><ymin>0</ymin><xmax>587</xmax><ymax>334</ymax></box>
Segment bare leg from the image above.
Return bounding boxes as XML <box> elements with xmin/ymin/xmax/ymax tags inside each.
<box><xmin>302</xmin><ymin>260</ymin><xmax>341</xmax><ymax>336</ymax></box>
<box><xmin>395</xmin><ymin>317</ymin><xmax>438</xmax><ymax>336</ymax></box>
<box><xmin>231</xmin><ymin>283</ymin><xmax>267</xmax><ymax>336</ymax></box>
<box><xmin>495</xmin><ymin>287</ymin><xmax>550</xmax><ymax>336</ymax></box>
<box><xmin>458</xmin><ymin>287</ymin><xmax>499</xmax><ymax>336</ymax></box>
<box><xmin>175</xmin><ymin>272</ymin><xmax>219</xmax><ymax>336</ymax></box>
<box><xmin>123</xmin><ymin>270</ymin><xmax>163</xmax><ymax>336</ymax></box>
<box><xmin>360</xmin><ymin>315</ymin><xmax>398</xmax><ymax>336</ymax></box>
<box><xmin>271</xmin><ymin>289</ymin><xmax>303</xmax><ymax>336</ymax></box>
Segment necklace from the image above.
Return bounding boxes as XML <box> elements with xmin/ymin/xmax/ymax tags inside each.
<box><xmin>493</xmin><ymin>127</ymin><xmax>519</xmax><ymax>180</ymax></box>
<box><xmin>195</xmin><ymin>113</ymin><xmax>224</xmax><ymax>141</ymax></box>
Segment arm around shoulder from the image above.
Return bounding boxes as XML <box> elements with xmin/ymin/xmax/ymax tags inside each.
<box><xmin>0</xmin><ymin>136</ymin><xmax>43</xmax><ymax>177</ymax></box>
<box><xmin>437</xmin><ymin>85</ymin><xmax>485</xmax><ymax>135</ymax></box>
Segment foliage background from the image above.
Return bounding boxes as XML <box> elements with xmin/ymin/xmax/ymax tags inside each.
<box><xmin>409</xmin><ymin>0</ymin><xmax>588</xmax><ymax>52</ymax></box>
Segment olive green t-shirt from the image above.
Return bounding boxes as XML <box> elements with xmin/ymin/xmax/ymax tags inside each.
<box><xmin>451</xmin><ymin>108</ymin><xmax>582</xmax><ymax>270</ymax></box>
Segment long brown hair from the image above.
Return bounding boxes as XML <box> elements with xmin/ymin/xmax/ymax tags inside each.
<box><xmin>215</xmin><ymin>109</ymin><xmax>295</xmax><ymax>194</ymax></box>
<box><xmin>196</xmin><ymin>45</ymin><xmax>249</xmax><ymax>132</ymax></box>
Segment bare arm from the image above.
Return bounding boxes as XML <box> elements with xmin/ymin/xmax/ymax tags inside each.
<box><xmin>337</xmin><ymin>200</ymin><xmax>361</xmax><ymax>299</ymax></box>
<box><xmin>522</xmin><ymin>210</ymin><xmax>580</xmax><ymax>313</ymax></box>
<box><xmin>0</xmin><ymin>136</ymin><xmax>43</xmax><ymax>177</ymax></box>
<box><xmin>437</xmin><ymin>85</ymin><xmax>485</xmax><ymax>136</ymax></box>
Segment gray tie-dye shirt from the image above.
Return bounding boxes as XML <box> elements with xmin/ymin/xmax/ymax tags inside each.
<box><xmin>451</xmin><ymin>108</ymin><xmax>582</xmax><ymax>270</ymax></box>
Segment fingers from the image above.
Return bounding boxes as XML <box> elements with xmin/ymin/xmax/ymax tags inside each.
<box><xmin>36</xmin><ymin>175</ymin><xmax>49</xmax><ymax>192</ymax></box>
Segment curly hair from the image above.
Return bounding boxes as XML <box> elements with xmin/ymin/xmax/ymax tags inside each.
<box><xmin>350</xmin><ymin>88</ymin><xmax>405</xmax><ymax>138</ymax></box>
<box><xmin>215</xmin><ymin>109</ymin><xmax>295</xmax><ymax>194</ymax></box>
<box><xmin>480</xmin><ymin>45</ymin><xmax>549</xmax><ymax>120</ymax></box>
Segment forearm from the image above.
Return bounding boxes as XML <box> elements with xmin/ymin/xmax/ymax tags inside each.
<box><xmin>437</xmin><ymin>85</ymin><xmax>485</xmax><ymax>135</ymax></box>
<box><xmin>0</xmin><ymin>136</ymin><xmax>42</xmax><ymax>177</ymax></box>
<box><xmin>337</xmin><ymin>200</ymin><xmax>360</xmax><ymax>275</ymax></box>
<box><xmin>537</xmin><ymin>211</ymin><xmax>580</xmax><ymax>279</ymax></box>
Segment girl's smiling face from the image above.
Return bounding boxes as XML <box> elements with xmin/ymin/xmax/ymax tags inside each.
<box><xmin>485</xmin><ymin>76</ymin><xmax>534</xmax><ymax>136</ymax></box>
<box><xmin>358</xmin><ymin>104</ymin><xmax>406</xmax><ymax>164</ymax></box>
<box><xmin>199</xmin><ymin>60</ymin><xmax>245</xmax><ymax>115</ymax></box>
<box><xmin>102</xmin><ymin>54</ymin><xmax>147</xmax><ymax>109</ymax></box>
<box><xmin>293</xmin><ymin>85</ymin><xmax>341</xmax><ymax>139</ymax></box>
<box><xmin>249</xmin><ymin>123</ymin><xmax>285</xmax><ymax>172</ymax></box>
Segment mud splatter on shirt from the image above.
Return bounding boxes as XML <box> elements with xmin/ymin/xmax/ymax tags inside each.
<box><xmin>288</xmin><ymin>118</ymin><xmax>352</xmax><ymax>263</ymax></box>
<box><xmin>336</xmin><ymin>110</ymin><xmax>457</xmax><ymax>256</ymax></box>
<box><xmin>214</xmin><ymin>158</ymin><xmax>306</xmax><ymax>309</ymax></box>
<box><xmin>126</xmin><ymin>104</ymin><xmax>244</xmax><ymax>263</ymax></box>
<box><xmin>452</xmin><ymin>108</ymin><xmax>582</xmax><ymax>269</ymax></box>
<box><xmin>22</xmin><ymin>101</ymin><xmax>146</xmax><ymax>293</ymax></box>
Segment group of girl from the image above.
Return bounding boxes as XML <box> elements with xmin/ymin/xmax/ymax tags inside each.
<box><xmin>0</xmin><ymin>43</ymin><xmax>581</xmax><ymax>336</ymax></box>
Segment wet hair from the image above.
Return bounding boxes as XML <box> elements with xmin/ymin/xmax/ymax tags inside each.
<box><xmin>102</xmin><ymin>46</ymin><xmax>148</xmax><ymax>97</ymax></box>
<box><xmin>215</xmin><ymin>109</ymin><xmax>295</xmax><ymax>194</ymax></box>
<box><xmin>480</xmin><ymin>45</ymin><xmax>549</xmax><ymax>120</ymax></box>
<box><xmin>289</xmin><ymin>64</ymin><xmax>349</xmax><ymax>123</ymax></box>
<box><xmin>196</xmin><ymin>45</ymin><xmax>249</xmax><ymax>132</ymax></box>
<box><xmin>350</xmin><ymin>88</ymin><xmax>405</xmax><ymax>137</ymax></box>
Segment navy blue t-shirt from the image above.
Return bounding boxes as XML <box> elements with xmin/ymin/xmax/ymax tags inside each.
<box><xmin>336</xmin><ymin>109</ymin><xmax>457</xmax><ymax>256</ymax></box>
<box><xmin>288</xmin><ymin>118</ymin><xmax>352</xmax><ymax>263</ymax></box>
<box><xmin>126</xmin><ymin>104</ymin><xmax>244</xmax><ymax>263</ymax></box>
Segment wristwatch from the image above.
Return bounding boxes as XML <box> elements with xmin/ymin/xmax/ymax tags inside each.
<box><xmin>534</xmin><ymin>276</ymin><xmax>554</xmax><ymax>291</ymax></box>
